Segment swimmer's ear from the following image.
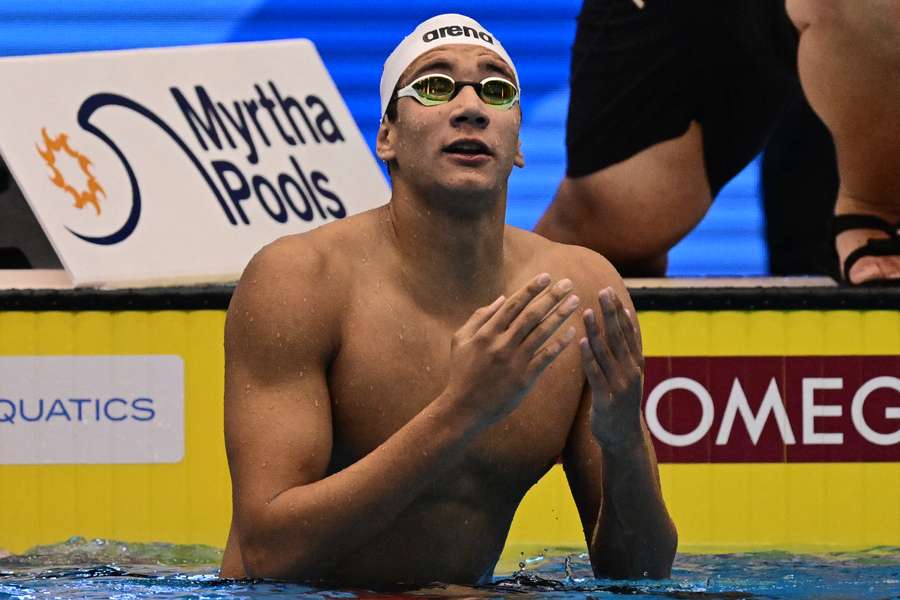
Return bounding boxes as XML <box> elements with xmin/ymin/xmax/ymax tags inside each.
<box><xmin>376</xmin><ymin>119</ymin><xmax>397</xmax><ymax>163</ymax></box>
<box><xmin>514</xmin><ymin>138</ymin><xmax>525</xmax><ymax>168</ymax></box>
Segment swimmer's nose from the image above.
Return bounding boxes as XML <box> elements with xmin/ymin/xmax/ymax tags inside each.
<box><xmin>450</xmin><ymin>86</ymin><xmax>489</xmax><ymax>129</ymax></box>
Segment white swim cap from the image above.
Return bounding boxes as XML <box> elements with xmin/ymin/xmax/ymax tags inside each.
<box><xmin>379</xmin><ymin>13</ymin><xmax>520</xmax><ymax>120</ymax></box>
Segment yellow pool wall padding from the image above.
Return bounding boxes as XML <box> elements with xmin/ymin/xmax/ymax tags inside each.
<box><xmin>0</xmin><ymin>309</ymin><xmax>898</xmax><ymax>555</ymax></box>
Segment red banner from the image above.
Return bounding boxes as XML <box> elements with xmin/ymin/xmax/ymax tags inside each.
<box><xmin>643</xmin><ymin>356</ymin><xmax>900</xmax><ymax>462</ymax></box>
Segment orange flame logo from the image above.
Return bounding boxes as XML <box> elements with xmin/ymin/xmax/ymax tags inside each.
<box><xmin>35</xmin><ymin>128</ymin><xmax>106</xmax><ymax>215</ymax></box>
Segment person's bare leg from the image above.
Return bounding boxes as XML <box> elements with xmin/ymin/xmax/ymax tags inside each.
<box><xmin>787</xmin><ymin>0</ymin><xmax>900</xmax><ymax>284</ymax></box>
<box><xmin>535</xmin><ymin>121</ymin><xmax>713</xmax><ymax>276</ymax></box>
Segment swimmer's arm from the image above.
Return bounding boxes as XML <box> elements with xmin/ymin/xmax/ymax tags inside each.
<box><xmin>225</xmin><ymin>248</ymin><xmax>577</xmax><ymax>581</ymax></box>
<box><xmin>563</xmin><ymin>393</ymin><xmax>677</xmax><ymax>579</ymax></box>
<box><xmin>224</xmin><ymin>243</ymin><xmax>480</xmax><ymax>581</ymax></box>
<box><xmin>562</xmin><ymin>259</ymin><xmax>676</xmax><ymax>579</ymax></box>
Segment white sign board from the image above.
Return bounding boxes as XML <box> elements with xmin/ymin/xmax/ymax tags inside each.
<box><xmin>0</xmin><ymin>355</ymin><xmax>184</xmax><ymax>464</ymax></box>
<box><xmin>0</xmin><ymin>40</ymin><xmax>389</xmax><ymax>287</ymax></box>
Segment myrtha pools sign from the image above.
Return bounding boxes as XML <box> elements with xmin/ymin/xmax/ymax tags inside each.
<box><xmin>0</xmin><ymin>40</ymin><xmax>389</xmax><ymax>286</ymax></box>
<box><xmin>0</xmin><ymin>356</ymin><xmax>184</xmax><ymax>464</ymax></box>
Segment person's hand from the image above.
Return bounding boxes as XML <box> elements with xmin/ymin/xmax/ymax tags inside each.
<box><xmin>445</xmin><ymin>273</ymin><xmax>580</xmax><ymax>427</ymax></box>
<box><xmin>579</xmin><ymin>287</ymin><xmax>644</xmax><ymax>450</ymax></box>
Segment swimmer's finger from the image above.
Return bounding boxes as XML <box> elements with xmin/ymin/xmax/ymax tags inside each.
<box><xmin>580</xmin><ymin>336</ymin><xmax>609</xmax><ymax>393</ymax></box>
<box><xmin>520</xmin><ymin>292</ymin><xmax>580</xmax><ymax>355</ymax></box>
<box><xmin>604</xmin><ymin>295</ymin><xmax>642</xmax><ymax>377</ymax></box>
<box><xmin>610</xmin><ymin>292</ymin><xmax>642</xmax><ymax>362</ymax></box>
<box><xmin>583</xmin><ymin>308</ymin><xmax>615</xmax><ymax>380</ymax></box>
<box><xmin>458</xmin><ymin>294</ymin><xmax>506</xmax><ymax>339</ymax></box>
<box><xmin>599</xmin><ymin>290</ymin><xmax>629</xmax><ymax>365</ymax></box>
<box><xmin>526</xmin><ymin>327</ymin><xmax>576</xmax><ymax>381</ymax></box>
<box><xmin>509</xmin><ymin>278</ymin><xmax>576</xmax><ymax>346</ymax></box>
<box><xmin>485</xmin><ymin>273</ymin><xmax>551</xmax><ymax>333</ymax></box>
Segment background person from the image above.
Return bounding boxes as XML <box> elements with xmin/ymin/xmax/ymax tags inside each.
<box><xmin>536</xmin><ymin>0</ymin><xmax>900</xmax><ymax>285</ymax></box>
<box><xmin>761</xmin><ymin>96</ymin><xmax>839</xmax><ymax>276</ymax></box>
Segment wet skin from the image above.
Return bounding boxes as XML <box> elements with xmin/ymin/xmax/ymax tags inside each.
<box><xmin>220</xmin><ymin>45</ymin><xmax>675</xmax><ymax>585</ymax></box>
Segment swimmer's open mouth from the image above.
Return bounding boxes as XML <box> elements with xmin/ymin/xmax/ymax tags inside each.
<box><xmin>442</xmin><ymin>139</ymin><xmax>493</xmax><ymax>157</ymax></box>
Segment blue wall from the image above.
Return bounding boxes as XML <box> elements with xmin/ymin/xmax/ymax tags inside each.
<box><xmin>0</xmin><ymin>0</ymin><xmax>767</xmax><ymax>275</ymax></box>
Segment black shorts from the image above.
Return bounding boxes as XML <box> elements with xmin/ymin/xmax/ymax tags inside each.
<box><xmin>566</xmin><ymin>0</ymin><xmax>801</xmax><ymax>195</ymax></box>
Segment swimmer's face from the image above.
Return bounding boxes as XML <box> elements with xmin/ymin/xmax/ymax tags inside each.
<box><xmin>376</xmin><ymin>45</ymin><xmax>524</xmax><ymax>203</ymax></box>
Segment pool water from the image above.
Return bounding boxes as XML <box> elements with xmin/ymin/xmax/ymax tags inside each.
<box><xmin>1</xmin><ymin>538</ymin><xmax>898</xmax><ymax>599</ymax></box>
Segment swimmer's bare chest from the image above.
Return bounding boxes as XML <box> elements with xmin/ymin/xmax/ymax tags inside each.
<box><xmin>320</xmin><ymin>279</ymin><xmax>586</xmax><ymax>583</ymax></box>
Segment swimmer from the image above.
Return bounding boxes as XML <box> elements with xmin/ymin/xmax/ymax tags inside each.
<box><xmin>220</xmin><ymin>14</ymin><xmax>676</xmax><ymax>585</ymax></box>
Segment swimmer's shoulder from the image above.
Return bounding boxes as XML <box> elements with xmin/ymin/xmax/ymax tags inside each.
<box><xmin>505</xmin><ymin>225</ymin><xmax>624</xmax><ymax>291</ymax></box>
<box><xmin>238</xmin><ymin>208</ymin><xmax>384</xmax><ymax>294</ymax></box>
<box><xmin>228</xmin><ymin>209</ymin><xmax>384</xmax><ymax>352</ymax></box>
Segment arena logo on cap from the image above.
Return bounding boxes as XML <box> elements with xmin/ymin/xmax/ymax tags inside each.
<box><xmin>422</xmin><ymin>25</ymin><xmax>494</xmax><ymax>44</ymax></box>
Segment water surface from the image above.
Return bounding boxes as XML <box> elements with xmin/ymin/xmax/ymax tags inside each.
<box><xmin>1</xmin><ymin>538</ymin><xmax>898</xmax><ymax>599</ymax></box>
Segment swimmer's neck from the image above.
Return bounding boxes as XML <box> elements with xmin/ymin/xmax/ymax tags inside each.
<box><xmin>382</xmin><ymin>189</ymin><xmax>509</xmax><ymax>309</ymax></box>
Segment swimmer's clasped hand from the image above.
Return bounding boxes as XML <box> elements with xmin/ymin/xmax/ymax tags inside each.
<box><xmin>580</xmin><ymin>287</ymin><xmax>645</xmax><ymax>451</ymax></box>
<box><xmin>445</xmin><ymin>273</ymin><xmax>580</xmax><ymax>427</ymax></box>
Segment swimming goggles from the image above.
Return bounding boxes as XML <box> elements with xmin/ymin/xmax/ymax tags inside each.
<box><xmin>396</xmin><ymin>73</ymin><xmax>519</xmax><ymax>110</ymax></box>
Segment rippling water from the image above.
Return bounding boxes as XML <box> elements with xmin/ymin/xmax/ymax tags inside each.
<box><xmin>1</xmin><ymin>538</ymin><xmax>898</xmax><ymax>599</ymax></box>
